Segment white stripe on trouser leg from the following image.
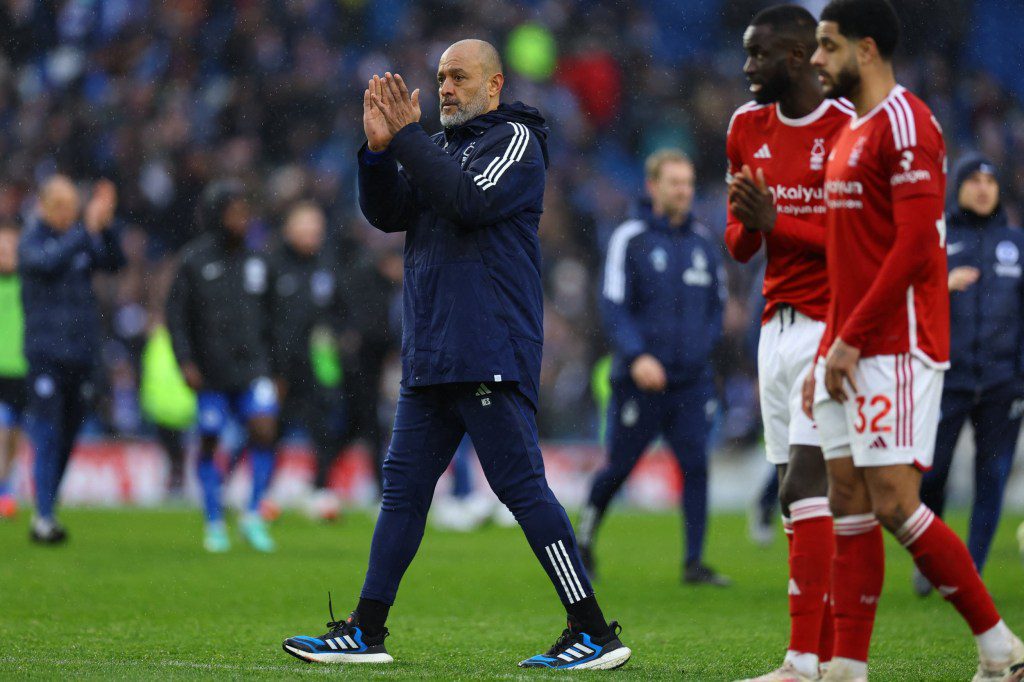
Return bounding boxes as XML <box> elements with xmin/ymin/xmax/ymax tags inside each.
<box><xmin>557</xmin><ymin>540</ymin><xmax>587</xmax><ymax>599</ymax></box>
<box><xmin>551</xmin><ymin>542</ymin><xmax>582</xmax><ymax>603</ymax></box>
<box><xmin>546</xmin><ymin>544</ymin><xmax>579</xmax><ymax>603</ymax></box>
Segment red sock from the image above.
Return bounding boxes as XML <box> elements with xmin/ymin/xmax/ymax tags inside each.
<box><xmin>783</xmin><ymin>515</ymin><xmax>794</xmax><ymax>549</ymax></box>
<box><xmin>788</xmin><ymin>498</ymin><xmax>834</xmax><ymax>657</ymax></box>
<box><xmin>818</xmin><ymin>594</ymin><xmax>835</xmax><ymax>663</ymax></box>
<box><xmin>898</xmin><ymin>504</ymin><xmax>1001</xmax><ymax>635</ymax></box>
<box><xmin>832</xmin><ymin>514</ymin><xmax>884</xmax><ymax>663</ymax></box>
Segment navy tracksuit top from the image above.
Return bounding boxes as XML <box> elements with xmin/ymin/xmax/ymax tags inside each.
<box><xmin>18</xmin><ymin>217</ymin><xmax>125</xmax><ymax>367</ymax></box>
<box><xmin>357</xmin><ymin>102</ymin><xmax>548</xmax><ymax>409</ymax></box>
<box><xmin>600</xmin><ymin>203</ymin><xmax>724</xmax><ymax>386</ymax></box>
<box><xmin>944</xmin><ymin>203</ymin><xmax>1024</xmax><ymax>392</ymax></box>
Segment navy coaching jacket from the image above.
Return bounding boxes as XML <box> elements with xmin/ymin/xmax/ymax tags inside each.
<box><xmin>601</xmin><ymin>202</ymin><xmax>724</xmax><ymax>387</ymax></box>
<box><xmin>357</xmin><ymin>102</ymin><xmax>548</xmax><ymax>409</ymax></box>
<box><xmin>18</xmin><ymin>218</ymin><xmax>124</xmax><ymax>367</ymax></box>
<box><xmin>944</xmin><ymin>202</ymin><xmax>1024</xmax><ymax>392</ymax></box>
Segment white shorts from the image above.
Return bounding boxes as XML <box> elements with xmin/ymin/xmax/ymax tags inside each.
<box><xmin>758</xmin><ymin>307</ymin><xmax>824</xmax><ymax>464</ymax></box>
<box><xmin>813</xmin><ymin>353</ymin><xmax>944</xmax><ymax>469</ymax></box>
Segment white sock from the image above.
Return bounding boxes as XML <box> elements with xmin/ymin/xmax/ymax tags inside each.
<box><xmin>976</xmin><ymin>620</ymin><xmax>1013</xmax><ymax>662</ymax></box>
<box><xmin>784</xmin><ymin>650</ymin><xmax>819</xmax><ymax>677</ymax></box>
<box><xmin>832</xmin><ymin>657</ymin><xmax>868</xmax><ymax>678</ymax></box>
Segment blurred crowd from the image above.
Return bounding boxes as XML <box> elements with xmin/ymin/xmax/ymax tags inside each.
<box><xmin>0</xmin><ymin>0</ymin><xmax>1021</xmax><ymax>442</ymax></box>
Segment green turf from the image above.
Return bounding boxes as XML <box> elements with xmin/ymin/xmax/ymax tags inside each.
<box><xmin>1</xmin><ymin>508</ymin><xmax>1022</xmax><ymax>680</ymax></box>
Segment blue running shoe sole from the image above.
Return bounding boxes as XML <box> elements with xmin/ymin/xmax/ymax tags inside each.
<box><xmin>282</xmin><ymin>640</ymin><xmax>393</xmax><ymax>664</ymax></box>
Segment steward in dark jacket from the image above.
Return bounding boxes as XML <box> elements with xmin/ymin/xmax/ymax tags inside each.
<box><xmin>166</xmin><ymin>186</ymin><xmax>274</xmax><ymax>393</ymax></box>
<box><xmin>165</xmin><ymin>180</ymin><xmax>278</xmax><ymax>553</ymax></box>
<box><xmin>919</xmin><ymin>154</ymin><xmax>1024</xmax><ymax>580</ymax></box>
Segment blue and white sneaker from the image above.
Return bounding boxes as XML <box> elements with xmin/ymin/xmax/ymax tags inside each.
<box><xmin>519</xmin><ymin>617</ymin><xmax>631</xmax><ymax>670</ymax></box>
<box><xmin>282</xmin><ymin>598</ymin><xmax>392</xmax><ymax>664</ymax></box>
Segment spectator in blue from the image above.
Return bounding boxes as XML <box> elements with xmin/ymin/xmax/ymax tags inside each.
<box><xmin>19</xmin><ymin>176</ymin><xmax>124</xmax><ymax>544</ymax></box>
<box><xmin>915</xmin><ymin>154</ymin><xmax>1024</xmax><ymax>594</ymax></box>
<box><xmin>577</xmin><ymin>150</ymin><xmax>728</xmax><ymax>586</ymax></box>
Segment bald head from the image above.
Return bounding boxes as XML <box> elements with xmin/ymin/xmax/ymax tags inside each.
<box><xmin>437</xmin><ymin>39</ymin><xmax>505</xmax><ymax>128</ymax></box>
<box><xmin>39</xmin><ymin>175</ymin><xmax>81</xmax><ymax>232</ymax></box>
<box><xmin>445</xmin><ymin>39</ymin><xmax>503</xmax><ymax>78</ymax></box>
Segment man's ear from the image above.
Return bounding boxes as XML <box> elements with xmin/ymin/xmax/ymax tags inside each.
<box><xmin>857</xmin><ymin>36</ymin><xmax>879</xmax><ymax>66</ymax></box>
<box><xmin>489</xmin><ymin>72</ymin><xmax>505</xmax><ymax>98</ymax></box>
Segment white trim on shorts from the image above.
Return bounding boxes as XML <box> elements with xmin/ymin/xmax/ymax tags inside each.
<box><xmin>813</xmin><ymin>353</ymin><xmax>943</xmax><ymax>469</ymax></box>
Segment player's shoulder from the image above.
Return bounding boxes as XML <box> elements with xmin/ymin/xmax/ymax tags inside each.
<box><xmin>823</xmin><ymin>98</ymin><xmax>856</xmax><ymax>122</ymax></box>
<box><xmin>873</xmin><ymin>86</ymin><xmax>943</xmax><ymax>153</ymax></box>
<box><xmin>606</xmin><ymin>218</ymin><xmax>648</xmax><ymax>254</ymax></box>
<box><xmin>727</xmin><ymin>101</ymin><xmax>772</xmax><ymax>135</ymax></box>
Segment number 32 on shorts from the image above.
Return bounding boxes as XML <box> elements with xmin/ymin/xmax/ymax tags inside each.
<box><xmin>853</xmin><ymin>394</ymin><xmax>892</xmax><ymax>434</ymax></box>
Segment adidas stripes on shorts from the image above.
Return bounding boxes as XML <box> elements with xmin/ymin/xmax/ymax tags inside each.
<box><xmin>813</xmin><ymin>353</ymin><xmax>944</xmax><ymax>470</ymax></box>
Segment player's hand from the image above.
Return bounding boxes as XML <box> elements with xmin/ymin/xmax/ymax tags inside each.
<box><xmin>84</xmin><ymin>179</ymin><xmax>117</xmax><ymax>234</ymax></box>
<box><xmin>948</xmin><ymin>266</ymin><xmax>980</xmax><ymax>292</ymax></box>
<box><xmin>824</xmin><ymin>338</ymin><xmax>860</xmax><ymax>402</ymax></box>
<box><xmin>630</xmin><ymin>354</ymin><xmax>667</xmax><ymax>393</ymax></box>
<box><xmin>729</xmin><ymin>165</ymin><xmax>776</xmax><ymax>234</ymax></box>
<box><xmin>182</xmin><ymin>362</ymin><xmax>204</xmax><ymax>392</ymax></box>
<box><xmin>369</xmin><ymin>72</ymin><xmax>421</xmax><ymax>138</ymax></box>
<box><xmin>801</xmin><ymin>364</ymin><xmax>817</xmax><ymax>419</ymax></box>
<box><xmin>364</xmin><ymin>76</ymin><xmax>395</xmax><ymax>152</ymax></box>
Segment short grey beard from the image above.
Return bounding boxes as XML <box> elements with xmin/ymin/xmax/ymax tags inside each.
<box><xmin>439</xmin><ymin>90</ymin><xmax>490</xmax><ymax>128</ymax></box>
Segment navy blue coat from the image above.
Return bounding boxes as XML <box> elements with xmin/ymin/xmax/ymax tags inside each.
<box><xmin>944</xmin><ymin>204</ymin><xmax>1024</xmax><ymax>392</ymax></box>
<box><xmin>600</xmin><ymin>203</ymin><xmax>724</xmax><ymax>386</ymax></box>
<box><xmin>357</xmin><ymin>102</ymin><xmax>548</xmax><ymax>409</ymax></box>
<box><xmin>18</xmin><ymin>218</ymin><xmax>125</xmax><ymax>367</ymax></box>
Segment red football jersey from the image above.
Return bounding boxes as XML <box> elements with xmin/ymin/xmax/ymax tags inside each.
<box><xmin>820</xmin><ymin>86</ymin><xmax>949</xmax><ymax>366</ymax></box>
<box><xmin>725</xmin><ymin>98</ymin><xmax>854</xmax><ymax>323</ymax></box>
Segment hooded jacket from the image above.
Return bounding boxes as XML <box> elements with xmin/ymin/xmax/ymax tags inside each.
<box><xmin>357</xmin><ymin>102</ymin><xmax>548</xmax><ymax>409</ymax></box>
<box><xmin>166</xmin><ymin>229</ymin><xmax>274</xmax><ymax>392</ymax></box>
<box><xmin>600</xmin><ymin>201</ymin><xmax>724</xmax><ymax>387</ymax></box>
<box><xmin>944</xmin><ymin>154</ymin><xmax>1024</xmax><ymax>392</ymax></box>
<box><xmin>18</xmin><ymin>217</ymin><xmax>124</xmax><ymax>366</ymax></box>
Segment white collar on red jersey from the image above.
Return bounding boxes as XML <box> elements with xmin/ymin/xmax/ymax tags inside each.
<box><xmin>850</xmin><ymin>85</ymin><xmax>906</xmax><ymax>129</ymax></box>
<box><xmin>776</xmin><ymin>98</ymin><xmax>839</xmax><ymax>127</ymax></box>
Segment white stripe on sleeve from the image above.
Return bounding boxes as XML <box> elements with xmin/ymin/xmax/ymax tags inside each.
<box><xmin>474</xmin><ymin>122</ymin><xmax>529</xmax><ymax>191</ymax></box>
<box><xmin>602</xmin><ymin>220</ymin><xmax>646</xmax><ymax>303</ymax></box>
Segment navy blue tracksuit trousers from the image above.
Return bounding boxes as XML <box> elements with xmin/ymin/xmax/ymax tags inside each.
<box><xmin>586</xmin><ymin>377</ymin><xmax>715</xmax><ymax>566</ymax></box>
<box><xmin>921</xmin><ymin>380</ymin><xmax>1024</xmax><ymax>573</ymax></box>
<box><xmin>360</xmin><ymin>382</ymin><xmax>592</xmax><ymax>607</ymax></box>
<box><xmin>24</xmin><ymin>361</ymin><xmax>92</xmax><ymax>520</ymax></box>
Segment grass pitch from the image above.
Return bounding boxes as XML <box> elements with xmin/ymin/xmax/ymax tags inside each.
<box><xmin>1</xmin><ymin>508</ymin><xmax>1022</xmax><ymax>680</ymax></box>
